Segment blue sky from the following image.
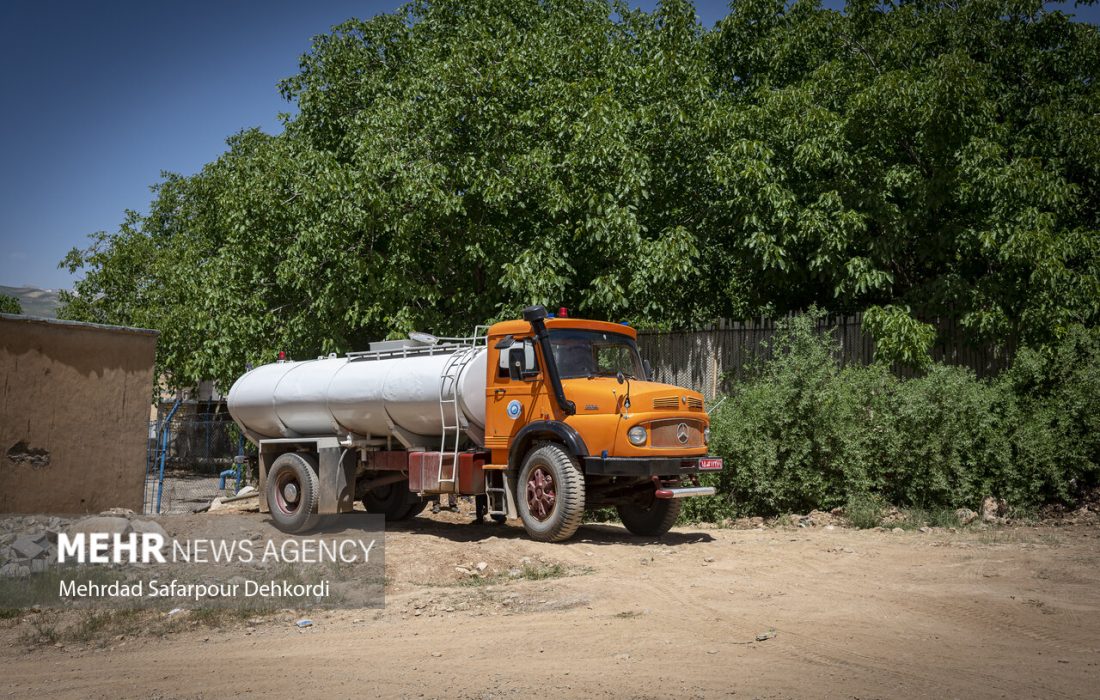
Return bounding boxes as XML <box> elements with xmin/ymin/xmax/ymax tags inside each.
<box><xmin>0</xmin><ymin>0</ymin><xmax>1095</xmax><ymax>290</ymax></box>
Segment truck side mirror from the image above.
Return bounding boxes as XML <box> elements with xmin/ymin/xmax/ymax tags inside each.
<box><xmin>643</xmin><ymin>359</ymin><xmax>653</xmax><ymax>381</ymax></box>
<box><xmin>508</xmin><ymin>347</ymin><xmax>525</xmax><ymax>381</ymax></box>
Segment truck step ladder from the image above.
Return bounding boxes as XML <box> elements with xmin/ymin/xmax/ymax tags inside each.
<box><xmin>437</xmin><ymin>346</ymin><xmax>479</xmax><ymax>489</ymax></box>
<box><xmin>485</xmin><ymin>469</ymin><xmax>508</xmax><ymax>516</ymax></box>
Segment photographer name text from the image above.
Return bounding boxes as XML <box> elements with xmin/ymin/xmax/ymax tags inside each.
<box><xmin>59</xmin><ymin>578</ymin><xmax>331</xmax><ymax>600</ymax></box>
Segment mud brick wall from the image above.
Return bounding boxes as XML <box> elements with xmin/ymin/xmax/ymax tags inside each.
<box><xmin>0</xmin><ymin>314</ymin><xmax>157</xmax><ymax>513</ymax></box>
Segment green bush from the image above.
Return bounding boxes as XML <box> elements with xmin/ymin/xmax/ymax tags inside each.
<box><xmin>844</xmin><ymin>492</ymin><xmax>885</xmax><ymax>530</ymax></box>
<box><xmin>886</xmin><ymin>365</ymin><xmax>1013</xmax><ymax>510</ymax></box>
<box><xmin>685</xmin><ymin>316</ymin><xmax>1100</xmax><ymax>521</ymax></box>
<box><xmin>684</xmin><ymin>311</ymin><xmax>893</xmax><ymax>519</ymax></box>
<box><xmin>1000</xmin><ymin>326</ymin><xmax>1100</xmax><ymax>506</ymax></box>
<box><xmin>0</xmin><ymin>294</ymin><xmax>20</xmax><ymax>315</ymax></box>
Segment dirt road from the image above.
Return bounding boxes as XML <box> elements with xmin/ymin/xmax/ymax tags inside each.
<box><xmin>3</xmin><ymin>512</ymin><xmax>1099</xmax><ymax>698</ymax></box>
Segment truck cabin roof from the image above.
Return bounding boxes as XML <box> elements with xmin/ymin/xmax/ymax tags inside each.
<box><xmin>487</xmin><ymin>317</ymin><xmax>638</xmax><ymax>340</ymax></box>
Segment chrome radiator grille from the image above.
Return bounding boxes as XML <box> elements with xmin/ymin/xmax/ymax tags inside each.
<box><xmin>649</xmin><ymin>419</ymin><xmax>705</xmax><ymax>448</ymax></box>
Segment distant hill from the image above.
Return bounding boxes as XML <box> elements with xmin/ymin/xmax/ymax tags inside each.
<box><xmin>0</xmin><ymin>285</ymin><xmax>62</xmax><ymax>318</ymax></box>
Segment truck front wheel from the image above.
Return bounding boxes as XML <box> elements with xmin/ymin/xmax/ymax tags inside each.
<box><xmin>267</xmin><ymin>452</ymin><xmax>320</xmax><ymax>534</ymax></box>
<box><xmin>616</xmin><ymin>497</ymin><xmax>681</xmax><ymax>537</ymax></box>
<box><xmin>517</xmin><ymin>442</ymin><xmax>585</xmax><ymax>542</ymax></box>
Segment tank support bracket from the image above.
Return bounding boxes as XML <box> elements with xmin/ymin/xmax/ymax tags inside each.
<box><xmin>387</xmin><ymin>422</ymin><xmax>433</xmax><ymax>451</ymax></box>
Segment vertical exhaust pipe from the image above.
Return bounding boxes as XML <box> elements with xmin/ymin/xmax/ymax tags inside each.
<box><xmin>523</xmin><ymin>305</ymin><xmax>576</xmax><ymax>416</ymax></box>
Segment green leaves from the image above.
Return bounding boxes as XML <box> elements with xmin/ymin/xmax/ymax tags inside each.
<box><xmin>684</xmin><ymin>319</ymin><xmax>1100</xmax><ymax>520</ymax></box>
<box><xmin>57</xmin><ymin>0</ymin><xmax>1100</xmax><ymax>390</ymax></box>
<box><xmin>863</xmin><ymin>304</ymin><xmax>935</xmax><ymax>368</ymax></box>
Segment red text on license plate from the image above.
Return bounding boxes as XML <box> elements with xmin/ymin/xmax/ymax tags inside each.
<box><xmin>699</xmin><ymin>458</ymin><xmax>723</xmax><ymax>471</ymax></box>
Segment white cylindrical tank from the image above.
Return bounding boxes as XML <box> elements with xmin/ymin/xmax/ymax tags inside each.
<box><xmin>227</xmin><ymin>347</ymin><xmax>487</xmax><ymax>444</ymax></box>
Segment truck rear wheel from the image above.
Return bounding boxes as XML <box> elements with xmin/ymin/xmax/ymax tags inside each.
<box><xmin>616</xmin><ymin>497</ymin><xmax>681</xmax><ymax>537</ymax></box>
<box><xmin>402</xmin><ymin>499</ymin><xmax>428</xmax><ymax>519</ymax></box>
<box><xmin>517</xmin><ymin>442</ymin><xmax>585</xmax><ymax>542</ymax></box>
<box><xmin>267</xmin><ymin>452</ymin><xmax>320</xmax><ymax>534</ymax></box>
<box><xmin>363</xmin><ymin>480</ymin><xmax>424</xmax><ymax>521</ymax></box>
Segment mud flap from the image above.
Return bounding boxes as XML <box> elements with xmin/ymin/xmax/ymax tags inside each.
<box><xmin>318</xmin><ymin>446</ymin><xmax>357</xmax><ymax>514</ymax></box>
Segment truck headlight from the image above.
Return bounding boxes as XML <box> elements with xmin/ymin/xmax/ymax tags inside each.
<box><xmin>704</xmin><ymin>427</ymin><xmax>711</xmax><ymax>444</ymax></box>
<box><xmin>627</xmin><ymin>426</ymin><xmax>647</xmax><ymax>446</ymax></box>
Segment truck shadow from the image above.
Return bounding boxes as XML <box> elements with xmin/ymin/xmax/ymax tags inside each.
<box><xmin>262</xmin><ymin>515</ymin><xmax>714</xmax><ymax>546</ymax></box>
<box><xmin>381</xmin><ymin>517</ymin><xmax>716</xmax><ymax>546</ymax></box>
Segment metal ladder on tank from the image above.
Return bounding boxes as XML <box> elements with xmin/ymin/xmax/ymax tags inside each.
<box><xmin>437</xmin><ymin>347</ymin><xmax>479</xmax><ymax>489</ymax></box>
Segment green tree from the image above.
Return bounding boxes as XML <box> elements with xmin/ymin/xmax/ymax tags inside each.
<box><xmin>0</xmin><ymin>294</ymin><xmax>21</xmax><ymax>314</ymax></box>
<box><xmin>704</xmin><ymin>0</ymin><xmax>1100</xmax><ymax>358</ymax></box>
<box><xmin>59</xmin><ymin>0</ymin><xmax>1100</xmax><ymax>387</ymax></box>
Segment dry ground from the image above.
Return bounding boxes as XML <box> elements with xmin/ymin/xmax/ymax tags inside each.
<box><xmin>2</xmin><ymin>510</ymin><xmax>1099</xmax><ymax>699</ymax></box>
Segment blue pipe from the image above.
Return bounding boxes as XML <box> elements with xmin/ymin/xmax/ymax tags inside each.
<box><xmin>144</xmin><ymin>420</ymin><xmax>156</xmax><ymax>512</ymax></box>
<box><xmin>218</xmin><ymin>434</ymin><xmax>248</xmax><ymax>492</ymax></box>
<box><xmin>155</xmin><ymin>399</ymin><xmax>182</xmax><ymax>514</ymax></box>
<box><xmin>218</xmin><ymin>468</ymin><xmax>237</xmax><ymax>491</ymax></box>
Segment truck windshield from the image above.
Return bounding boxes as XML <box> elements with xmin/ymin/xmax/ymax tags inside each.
<box><xmin>549</xmin><ymin>329</ymin><xmax>644</xmax><ymax>380</ymax></box>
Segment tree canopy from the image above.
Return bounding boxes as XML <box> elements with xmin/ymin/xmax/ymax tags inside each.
<box><xmin>60</xmin><ymin>0</ymin><xmax>1100</xmax><ymax>388</ymax></box>
<box><xmin>0</xmin><ymin>294</ymin><xmax>21</xmax><ymax>314</ymax></box>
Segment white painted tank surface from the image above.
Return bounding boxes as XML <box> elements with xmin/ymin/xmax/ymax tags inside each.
<box><xmin>227</xmin><ymin>346</ymin><xmax>487</xmax><ymax>443</ymax></box>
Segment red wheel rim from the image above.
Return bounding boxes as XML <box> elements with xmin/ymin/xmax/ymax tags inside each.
<box><xmin>273</xmin><ymin>470</ymin><xmax>301</xmax><ymax>515</ymax></box>
<box><xmin>526</xmin><ymin>466</ymin><xmax>556</xmax><ymax>521</ymax></box>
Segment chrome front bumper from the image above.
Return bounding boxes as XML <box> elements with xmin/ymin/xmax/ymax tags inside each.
<box><xmin>654</xmin><ymin>486</ymin><xmax>717</xmax><ymax>499</ymax></box>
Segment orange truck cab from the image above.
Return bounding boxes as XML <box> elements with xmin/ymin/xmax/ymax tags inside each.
<box><xmin>479</xmin><ymin>305</ymin><xmax>722</xmax><ymax>541</ymax></box>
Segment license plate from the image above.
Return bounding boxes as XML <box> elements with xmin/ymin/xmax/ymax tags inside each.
<box><xmin>699</xmin><ymin>458</ymin><xmax>723</xmax><ymax>471</ymax></box>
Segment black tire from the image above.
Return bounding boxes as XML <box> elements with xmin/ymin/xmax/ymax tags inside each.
<box><xmin>362</xmin><ymin>480</ymin><xmax>422</xmax><ymax>521</ymax></box>
<box><xmin>616</xmin><ymin>497</ymin><xmax>681</xmax><ymax>537</ymax></box>
<box><xmin>516</xmin><ymin>442</ymin><xmax>585</xmax><ymax>542</ymax></box>
<box><xmin>401</xmin><ymin>498</ymin><xmax>428</xmax><ymax>520</ymax></box>
<box><xmin>266</xmin><ymin>452</ymin><xmax>320</xmax><ymax>534</ymax></box>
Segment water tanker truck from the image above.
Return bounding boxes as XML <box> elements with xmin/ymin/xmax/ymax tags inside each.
<box><xmin>227</xmin><ymin>305</ymin><xmax>722</xmax><ymax>542</ymax></box>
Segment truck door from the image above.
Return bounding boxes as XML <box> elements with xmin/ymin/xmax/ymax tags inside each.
<box><xmin>486</xmin><ymin>338</ymin><xmax>542</xmax><ymax>453</ymax></box>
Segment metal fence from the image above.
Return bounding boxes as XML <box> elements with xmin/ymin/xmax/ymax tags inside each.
<box><xmin>143</xmin><ymin>402</ymin><xmax>246</xmax><ymax>514</ymax></box>
<box><xmin>638</xmin><ymin>314</ymin><xmax>1016</xmax><ymax>400</ymax></box>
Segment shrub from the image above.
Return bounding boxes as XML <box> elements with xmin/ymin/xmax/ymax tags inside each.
<box><xmin>693</xmin><ymin>316</ymin><xmax>1100</xmax><ymax>520</ymax></box>
<box><xmin>844</xmin><ymin>492</ymin><xmax>885</xmax><ymax>529</ymax></box>
<box><xmin>999</xmin><ymin>326</ymin><xmax>1100</xmax><ymax>506</ymax></box>
<box><xmin>886</xmin><ymin>365</ymin><xmax>1013</xmax><ymax>509</ymax></box>
<box><xmin>684</xmin><ymin>311</ymin><xmax>896</xmax><ymax>519</ymax></box>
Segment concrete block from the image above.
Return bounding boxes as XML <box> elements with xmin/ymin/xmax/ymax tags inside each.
<box><xmin>11</xmin><ymin>535</ymin><xmax>46</xmax><ymax>560</ymax></box>
<box><xmin>131</xmin><ymin>520</ymin><xmax>168</xmax><ymax>538</ymax></box>
<box><xmin>66</xmin><ymin>516</ymin><xmax>134</xmax><ymax>538</ymax></box>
